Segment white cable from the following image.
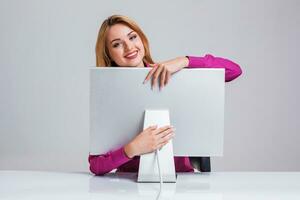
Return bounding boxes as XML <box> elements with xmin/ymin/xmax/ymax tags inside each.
<box><xmin>156</xmin><ymin>149</ymin><xmax>163</xmax><ymax>200</ymax></box>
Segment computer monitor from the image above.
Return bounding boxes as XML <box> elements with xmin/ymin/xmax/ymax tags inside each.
<box><xmin>90</xmin><ymin>67</ymin><xmax>225</xmax><ymax>182</ymax></box>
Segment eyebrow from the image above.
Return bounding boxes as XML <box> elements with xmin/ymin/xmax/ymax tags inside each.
<box><xmin>110</xmin><ymin>31</ymin><xmax>135</xmax><ymax>44</ymax></box>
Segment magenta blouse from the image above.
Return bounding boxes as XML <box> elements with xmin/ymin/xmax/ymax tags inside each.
<box><xmin>89</xmin><ymin>54</ymin><xmax>243</xmax><ymax>175</ymax></box>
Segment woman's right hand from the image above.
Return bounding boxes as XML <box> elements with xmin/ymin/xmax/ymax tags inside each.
<box><xmin>124</xmin><ymin>125</ymin><xmax>175</xmax><ymax>159</ymax></box>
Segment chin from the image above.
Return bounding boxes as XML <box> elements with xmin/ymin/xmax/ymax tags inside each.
<box><xmin>124</xmin><ymin>59</ymin><xmax>143</xmax><ymax>67</ymax></box>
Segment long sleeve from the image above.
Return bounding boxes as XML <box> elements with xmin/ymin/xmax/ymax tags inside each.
<box><xmin>186</xmin><ymin>54</ymin><xmax>243</xmax><ymax>82</ymax></box>
<box><xmin>88</xmin><ymin>146</ymin><xmax>131</xmax><ymax>175</ymax></box>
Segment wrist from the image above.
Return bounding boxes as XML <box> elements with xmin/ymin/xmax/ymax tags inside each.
<box><xmin>124</xmin><ymin>142</ymin><xmax>136</xmax><ymax>159</ymax></box>
<box><xmin>180</xmin><ymin>56</ymin><xmax>189</xmax><ymax>68</ymax></box>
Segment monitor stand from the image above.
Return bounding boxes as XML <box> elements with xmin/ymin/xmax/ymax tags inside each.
<box><xmin>137</xmin><ymin>109</ymin><xmax>177</xmax><ymax>183</ymax></box>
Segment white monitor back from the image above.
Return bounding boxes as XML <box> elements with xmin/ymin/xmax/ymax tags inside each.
<box><xmin>90</xmin><ymin>67</ymin><xmax>224</xmax><ymax>157</ymax></box>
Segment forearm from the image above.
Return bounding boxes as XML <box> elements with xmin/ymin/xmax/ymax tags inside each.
<box><xmin>186</xmin><ymin>54</ymin><xmax>243</xmax><ymax>82</ymax></box>
<box><xmin>88</xmin><ymin>147</ymin><xmax>131</xmax><ymax>175</ymax></box>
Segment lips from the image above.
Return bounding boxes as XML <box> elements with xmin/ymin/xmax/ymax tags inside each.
<box><xmin>124</xmin><ymin>50</ymin><xmax>138</xmax><ymax>59</ymax></box>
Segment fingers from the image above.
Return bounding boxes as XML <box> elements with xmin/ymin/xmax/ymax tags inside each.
<box><xmin>157</xmin><ymin>136</ymin><xmax>173</xmax><ymax>150</ymax></box>
<box><xmin>160</xmin><ymin>68</ymin><xmax>167</xmax><ymax>90</ymax></box>
<box><xmin>144</xmin><ymin>63</ymin><xmax>171</xmax><ymax>91</ymax></box>
<box><xmin>158</xmin><ymin>126</ymin><xmax>175</xmax><ymax>138</ymax></box>
<box><xmin>157</xmin><ymin>129</ymin><xmax>175</xmax><ymax>144</ymax></box>
<box><xmin>154</xmin><ymin>127</ymin><xmax>175</xmax><ymax>151</ymax></box>
<box><xmin>152</xmin><ymin>65</ymin><xmax>164</xmax><ymax>90</ymax></box>
<box><xmin>165</xmin><ymin>71</ymin><xmax>171</xmax><ymax>85</ymax></box>
<box><xmin>143</xmin><ymin>65</ymin><xmax>158</xmax><ymax>84</ymax></box>
<box><xmin>152</xmin><ymin>125</ymin><xmax>173</xmax><ymax>135</ymax></box>
<box><xmin>144</xmin><ymin>125</ymin><xmax>175</xmax><ymax>153</ymax></box>
<box><xmin>145</xmin><ymin>125</ymin><xmax>158</xmax><ymax>131</ymax></box>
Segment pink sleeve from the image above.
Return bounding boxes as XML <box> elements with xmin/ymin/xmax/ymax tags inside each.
<box><xmin>186</xmin><ymin>54</ymin><xmax>243</xmax><ymax>82</ymax></box>
<box><xmin>88</xmin><ymin>146</ymin><xmax>131</xmax><ymax>175</ymax></box>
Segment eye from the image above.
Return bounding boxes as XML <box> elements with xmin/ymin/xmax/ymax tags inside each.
<box><xmin>129</xmin><ymin>35</ymin><xmax>137</xmax><ymax>40</ymax></box>
<box><xmin>112</xmin><ymin>43</ymin><xmax>120</xmax><ymax>48</ymax></box>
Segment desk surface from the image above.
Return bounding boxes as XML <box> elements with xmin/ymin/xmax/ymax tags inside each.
<box><xmin>1</xmin><ymin>171</ymin><xmax>300</xmax><ymax>200</ymax></box>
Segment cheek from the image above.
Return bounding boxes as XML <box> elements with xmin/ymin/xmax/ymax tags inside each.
<box><xmin>137</xmin><ymin>40</ymin><xmax>145</xmax><ymax>56</ymax></box>
<box><xmin>110</xmin><ymin>48</ymin><xmax>124</xmax><ymax>62</ymax></box>
<box><xmin>139</xmin><ymin>47</ymin><xmax>145</xmax><ymax>58</ymax></box>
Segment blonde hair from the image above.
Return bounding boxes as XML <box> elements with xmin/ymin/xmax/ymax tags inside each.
<box><xmin>95</xmin><ymin>15</ymin><xmax>154</xmax><ymax>67</ymax></box>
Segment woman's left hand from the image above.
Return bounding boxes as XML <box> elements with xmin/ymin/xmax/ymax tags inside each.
<box><xmin>143</xmin><ymin>56</ymin><xmax>189</xmax><ymax>90</ymax></box>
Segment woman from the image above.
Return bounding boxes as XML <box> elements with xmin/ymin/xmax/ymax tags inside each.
<box><xmin>89</xmin><ymin>15</ymin><xmax>242</xmax><ymax>175</ymax></box>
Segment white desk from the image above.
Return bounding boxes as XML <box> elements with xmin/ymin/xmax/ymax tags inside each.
<box><xmin>1</xmin><ymin>171</ymin><xmax>299</xmax><ymax>200</ymax></box>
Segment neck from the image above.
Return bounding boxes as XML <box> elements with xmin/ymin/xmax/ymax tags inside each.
<box><xmin>137</xmin><ymin>60</ymin><xmax>145</xmax><ymax>68</ymax></box>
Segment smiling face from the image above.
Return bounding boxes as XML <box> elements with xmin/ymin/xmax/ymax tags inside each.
<box><xmin>106</xmin><ymin>23</ymin><xmax>145</xmax><ymax>67</ymax></box>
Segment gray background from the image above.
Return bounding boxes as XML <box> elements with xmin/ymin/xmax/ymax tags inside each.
<box><xmin>0</xmin><ymin>0</ymin><xmax>299</xmax><ymax>172</ymax></box>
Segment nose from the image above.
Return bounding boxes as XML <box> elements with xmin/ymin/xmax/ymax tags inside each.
<box><xmin>124</xmin><ymin>40</ymin><xmax>134</xmax><ymax>51</ymax></box>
